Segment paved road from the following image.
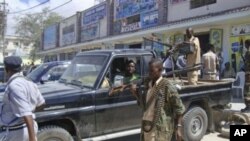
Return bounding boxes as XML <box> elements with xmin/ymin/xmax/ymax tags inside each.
<box><xmin>108</xmin><ymin>102</ymin><xmax>244</xmax><ymax>141</ymax></box>
<box><xmin>108</xmin><ymin>132</ymin><xmax>228</xmax><ymax>141</ymax></box>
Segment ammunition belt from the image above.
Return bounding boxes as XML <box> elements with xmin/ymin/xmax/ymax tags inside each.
<box><xmin>142</xmin><ymin>79</ymin><xmax>167</xmax><ymax>133</ymax></box>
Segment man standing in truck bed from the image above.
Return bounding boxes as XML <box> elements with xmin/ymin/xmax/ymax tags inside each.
<box><xmin>130</xmin><ymin>58</ymin><xmax>185</xmax><ymax>141</ymax></box>
<box><xmin>185</xmin><ymin>28</ymin><xmax>201</xmax><ymax>85</ymax></box>
<box><xmin>242</xmin><ymin>39</ymin><xmax>250</xmax><ymax>112</ymax></box>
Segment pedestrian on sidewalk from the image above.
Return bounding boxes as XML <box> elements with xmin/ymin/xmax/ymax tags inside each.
<box><xmin>0</xmin><ymin>56</ymin><xmax>45</xmax><ymax>141</ymax></box>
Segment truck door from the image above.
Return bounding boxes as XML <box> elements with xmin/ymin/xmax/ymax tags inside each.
<box><xmin>94</xmin><ymin>56</ymin><xmax>142</xmax><ymax>135</ymax></box>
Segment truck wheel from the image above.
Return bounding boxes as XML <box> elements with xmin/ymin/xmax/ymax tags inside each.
<box><xmin>38</xmin><ymin>126</ymin><xmax>74</xmax><ymax>141</ymax></box>
<box><xmin>183</xmin><ymin>107</ymin><xmax>208</xmax><ymax>141</ymax></box>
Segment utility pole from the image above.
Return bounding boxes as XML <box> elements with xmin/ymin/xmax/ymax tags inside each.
<box><xmin>0</xmin><ymin>0</ymin><xmax>8</xmax><ymax>60</ymax></box>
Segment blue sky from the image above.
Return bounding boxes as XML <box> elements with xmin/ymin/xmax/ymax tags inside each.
<box><xmin>7</xmin><ymin>0</ymin><xmax>95</xmax><ymax>35</ymax></box>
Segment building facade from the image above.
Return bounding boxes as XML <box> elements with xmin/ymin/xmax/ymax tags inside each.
<box><xmin>38</xmin><ymin>0</ymin><xmax>250</xmax><ymax>72</ymax></box>
<box><xmin>0</xmin><ymin>35</ymin><xmax>34</xmax><ymax>64</ymax></box>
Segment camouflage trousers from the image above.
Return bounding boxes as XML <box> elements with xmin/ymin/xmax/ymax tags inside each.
<box><xmin>140</xmin><ymin>127</ymin><xmax>173</xmax><ymax>141</ymax></box>
<box><xmin>245</xmin><ymin>72</ymin><xmax>250</xmax><ymax>104</ymax></box>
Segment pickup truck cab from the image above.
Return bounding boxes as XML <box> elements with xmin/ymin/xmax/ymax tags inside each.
<box><xmin>35</xmin><ymin>49</ymin><xmax>233</xmax><ymax>141</ymax></box>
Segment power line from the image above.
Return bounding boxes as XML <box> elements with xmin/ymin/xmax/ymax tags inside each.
<box><xmin>47</xmin><ymin>0</ymin><xmax>72</xmax><ymax>12</ymax></box>
<box><xmin>8</xmin><ymin>0</ymin><xmax>50</xmax><ymax>14</ymax></box>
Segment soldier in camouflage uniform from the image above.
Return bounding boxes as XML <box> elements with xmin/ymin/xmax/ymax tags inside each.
<box><xmin>242</xmin><ymin>39</ymin><xmax>250</xmax><ymax>112</ymax></box>
<box><xmin>130</xmin><ymin>58</ymin><xmax>185</xmax><ymax>141</ymax></box>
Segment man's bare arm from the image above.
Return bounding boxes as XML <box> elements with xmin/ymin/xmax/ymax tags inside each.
<box><xmin>23</xmin><ymin>115</ymin><xmax>36</xmax><ymax>141</ymax></box>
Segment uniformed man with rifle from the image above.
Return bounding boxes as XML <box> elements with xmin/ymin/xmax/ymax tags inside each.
<box><xmin>242</xmin><ymin>39</ymin><xmax>250</xmax><ymax>112</ymax></box>
<box><xmin>130</xmin><ymin>58</ymin><xmax>185</xmax><ymax>141</ymax></box>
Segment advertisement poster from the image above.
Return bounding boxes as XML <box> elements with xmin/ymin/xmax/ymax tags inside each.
<box><xmin>229</xmin><ymin>35</ymin><xmax>250</xmax><ymax>72</ymax></box>
<box><xmin>114</xmin><ymin>0</ymin><xmax>158</xmax><ymax>21</ymax></box>
<box><xmin>81</xmin><ymin>23</ymin><xmax>100</xmax><ymax>41</ymax></box>
<box><xmin>43</xmin><ymin>24</ymin><xmax>58</xmax><ymax>50</ymax></box>
<box><xmin>210</xmin><ymin>29</ymin><xmax>223</xmax><ymax>53</ymax></box>
<box><xmin>82</xmin><ymin>3</ymin><xmax>106</xmax><ymax>25</ymax></box>
<box><xmin>141</xmin><ymin>10</ymin><xmax>158</xmax><ymax>28</ymax></box>
<box><xmin>231</xmin><ymin>24</ymin><xmax>250</xmax><ymax>36</ymax></box>
<box><xmin>60</xmin><ymin>15</ymin><xmax>77</xmax><ymax>46</ymax></box>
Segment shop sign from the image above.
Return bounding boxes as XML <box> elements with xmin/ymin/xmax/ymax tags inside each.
<box><xmin>114</xmin><ymin>0</ymin><xmax>158</xmax><ymax>20</ymax></box>
<box><xmin>121</xmin><ymin>22</ymin><xmax>141</xmax><ymax>33</ymax></box>
<box><xmin>43</xmin><ymin>24</ymin><xmax>58</xmax><ymax>50</ymax></box>
<box><xmin>81</xmin><ymin>23</ymin><xmax>100</xmax><ymax>41</ymax></box>
<box><xmin>231</xmin><ymin>24</ymin><xmax>250</xmax><ymax>36</ymax></box>
<box><xmin>141</xmin><ymin>11</ymin><xmax>158</xmax><ymax>28</ymax></box>
<box><xmin>60</xmin><ymin>15</ymin><xmax>77</xmax><ymax>46</ymax></box>
<box><xmin>82</xmin><ymin>3</ymin><xmax>106</xmax><ymax>25</ymax></box>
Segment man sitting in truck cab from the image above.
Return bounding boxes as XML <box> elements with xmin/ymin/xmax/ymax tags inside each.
<box><xmin>123</xmin><ymin>60</ymin><xmax>140</xmax><ymax>84</ymax></box>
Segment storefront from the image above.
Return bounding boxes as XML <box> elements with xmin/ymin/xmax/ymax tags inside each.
<box><xmin>230</xmin><ymin>23</ymin><xmax>250</xmax><ymax>72</ymax></box>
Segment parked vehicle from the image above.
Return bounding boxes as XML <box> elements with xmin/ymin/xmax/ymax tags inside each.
<box><xmin>27</xmin><ymin>61</ymin><xmax>70</xmax><ymax>84</ymax></box>
<box><xmin>0</xmin><ymin>61</ymin><xmax>70</xmax><ymax>92</ymax></box>
<box><xmin>32</xmin><ymin>49</ymin><xmax>233</xmax><ymax>141</ymax></box>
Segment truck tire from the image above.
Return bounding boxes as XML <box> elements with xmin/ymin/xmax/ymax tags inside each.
<box><xmin>183</xmin><ymin>107</ymin><xmax>208</xmax><ymax>141</ymax></box>
<box><xmin>38</xmin><ymin>125</ymin><xmax>74</xmax><ymax>141</ymax></box>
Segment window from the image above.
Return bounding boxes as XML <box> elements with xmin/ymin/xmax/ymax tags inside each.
<box><xmin>190</xmin><ymin>0</ymin><xmax>216</xmax><ymax>9</ymax></box>
<box><xmin>101</xmin><ymin>57</ymin><xmax>141</xmax><ymax>88</ymax></box>
<box><xmin>127</xmin><ymin>14</ymin><xmax>140</xmax><ymax>25</ymax></box>
<box><xmin>42</xmin><ymin>64</ymin><xmax>69</xmax><ymax>81</ymax></box>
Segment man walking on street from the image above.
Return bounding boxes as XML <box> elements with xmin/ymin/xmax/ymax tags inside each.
<box><xmin>130</xmin><ymin>58</ymin><xmax>185</xmax><ymax>141</ymax></box>
<box><xmin>185</xmin><ymin>28</ymin><xmax>201</xmax><ymax>85</ymax></box>
<box><xmin>202</xmin><ymin>44</ymin><xmax>218</xmax><ymax>80</ymax></box>
<box><xmin>0</xmin><ymin>56</ymin><xmax>45</xmax><ymax>141</ymax></box>
<box><xmin>242</xmin><ymin>39</ymin><xmax>250</xmax><ymax>112</ymax></box>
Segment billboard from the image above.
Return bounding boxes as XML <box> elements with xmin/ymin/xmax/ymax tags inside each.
<box><xmin>60</xmin><ymin>15</ymin><xmax>77</xmax><ymax>46</ymax></box>
<box><xmin>81</xmin><ymin>3</ymin><xmax>108</xmax><ymax>42</ymax></box>
<box><xmin>43</xmin><ymin>24</ymin><xmax>58</xmax><ymax>50</ymax></box>
<box><xmin>114</xmin><ymin>0</ymin><xmax>158</xmax><ymax>21</ymax></box>
<box><xmin>81</xmin><ymin>23</ymin><xmax>100</xmax><ymax>41</ymax></box>
<box><xmin>141</xmin><ymin>10</ymin><xmax>158</xmax><ymax>28</ymax></box>
<box><xmin>82</xmin><ymin>3</ymin><xmax>106</xmax><ymax>25</ymax></box>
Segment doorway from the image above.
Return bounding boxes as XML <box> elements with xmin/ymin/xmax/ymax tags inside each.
<box><xmin>196</xmin><ymin>32</ymin><xmax>210</xmax><ymax>54</ymax></box>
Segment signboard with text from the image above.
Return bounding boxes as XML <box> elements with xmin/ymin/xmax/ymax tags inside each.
<box><xmin>60</xmin><ymin>15</ymin><xmax>77</xmax><ymax>46</ymax></box>
<box><xmin>43</xmin><ymin>24</ymin><xmax>58</xmax><ymax>50</ymax></box>
<box><xmin>81</xmin><ymin>2</ymin><xmax>108</xmax><ymax>41</ymax></box>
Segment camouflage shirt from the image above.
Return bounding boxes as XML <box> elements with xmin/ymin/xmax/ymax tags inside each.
<box><xmin>139</xmin><ymin>77</ymin><xmax>185</xmax><ymax>141</ymax></box>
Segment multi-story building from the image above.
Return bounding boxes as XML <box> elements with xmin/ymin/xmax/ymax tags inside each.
<box><xmin>38</xmin><ymin>0</ymin><xmax>250</xmax><ymax>72</ymax></box>
<box><xmin>0</xmin><ymin>35</ymin><xmax>34</xmax><ymax>64</ymax></box>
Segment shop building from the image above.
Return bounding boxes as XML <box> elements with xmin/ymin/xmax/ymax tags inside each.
<box><xmin>38</xmin><ymin>0</ymin><xmax>250</xmax><ymax>72</ymax></box>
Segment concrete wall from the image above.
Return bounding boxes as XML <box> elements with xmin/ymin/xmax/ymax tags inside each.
<box><xmin>168</xmin><ymin>0</ymin><xmax>250</xmax><ymax>22</ymax></box>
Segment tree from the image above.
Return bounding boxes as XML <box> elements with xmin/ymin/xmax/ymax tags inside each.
<box><xmin>14</xmin><ymin>8</ymin><xmax>63</xmax><ymax>62</ymax></box>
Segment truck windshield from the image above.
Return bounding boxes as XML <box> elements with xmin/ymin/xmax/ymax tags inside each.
<box><xmin>59</xmin><ymin>55</ymin><xmax>107</xmax><ymax>88</ymax></box>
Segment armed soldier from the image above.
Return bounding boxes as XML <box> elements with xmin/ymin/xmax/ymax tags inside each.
<box><xmin>242</xmin><ymin>39</ymin><xmax>250</xmax><ymax>112</ymax></box>
<box><xmin>130</xmin><ymin>58</ymin><xmax>185</xmax><ymax>141</ymax></box>
<box><xmin>184</xmin><ymin>28</ymin><xmax>201</xmax><ymax>85</ymax></box>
